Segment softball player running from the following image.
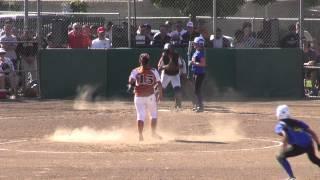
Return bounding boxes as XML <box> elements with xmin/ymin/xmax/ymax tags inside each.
<box><xmin>128</xmin><ymin>53</ymin><xmax>163</xmax><ymax>141</ymax></box>
<box><xmin>275</xmin><ymin>105</ymin><xmax>320</xmax><ymax>180</ymax></box>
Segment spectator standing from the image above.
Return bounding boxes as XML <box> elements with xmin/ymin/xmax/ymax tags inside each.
<box><xmin>210</xmin><ymin>28</ymin><xmax>231</xmax><ymax>48</ymax></box>
<box><xmin>68</xmin><ymin>23</ymin><xmax>90</xmax><ymax>48</ymax></box>
<box><xmin>165</xmin><ymin>21</ymin><xmax>173</xmax><ymax>37</ymax></box>
<box><xmin>144</xmin><ymin>24</ymin><xmax>154</xmax><ymax>46</ymax></box>
<box><xmin>152</xmin><ymin>24</ymin><xmax>171</xmax><ymax>48</ymax></box>
<box><xmin>241</xmin><ymin>22</ymin><xmax>257</xmax><ymax>48</ymax></box>
<box><xmin>45</xmin><ymin>32</ymin><xmax>67</xmax><ymax>48</ymax></box>
<box><xmin>82</xmin><ymin>24</ymin><xmax>92</xmax><ymax>48</ymax></box>
<box><xmin>135</xmin><ymin>23</ymin><xmax>153</xmax><ymax>47</ymax></box>
<box><xmin>170</xmin><ymin>21</ymin><xmax>187</xmax><ymax>46</ymax></box>
<box><xmin>181</xmin><ymin>21</ymin><xmax>200</xmax><ymax>47</ymax></box>
<box><xmin>280</xmin><ymin>24</ymin><xmax>299</xmax><ymax>48</ymax></box>
<box><xmin>89</xmin><ymin>25</ymin><xmax>98</xmax><ymax>41</ymax></box>
<box><xmin>135</xmin><ymin>24</ymin><xmax>147</xmax><ymax>47</ymax></box>
<box><xmin>233</xmin><ymin>30</ymin><xmax>245</xmax><ymax>48</ymax></box>
<box><xmin>106</xmin><ymin>21</ymin><xmax>113</xmax><ymax>43</ymax></box>
<box><xmin>91</xmin><ymin>27</ymin><xmax>111</xmax><ymax>49</ymax></box>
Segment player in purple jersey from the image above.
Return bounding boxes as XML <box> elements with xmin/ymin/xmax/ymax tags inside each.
<box><xmin>274</xmin><ymin>105</ymin><xmax>320</xmax><ymax>180</ymax></box>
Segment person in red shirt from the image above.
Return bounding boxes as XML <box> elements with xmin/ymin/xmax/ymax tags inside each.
<box><xmin>128</xmin><ymin>53</ymin><xmax>163</xmax><ymax>141</ymax></box>
<box><xmin>82</xmin><ymin>24</ymin><xmax>92</xmax><ymax>48</ymax></box>
<box><xmin>68</xmin><ymin>23</ymin><xmax>90</xmax><ymax>48</ymax></box>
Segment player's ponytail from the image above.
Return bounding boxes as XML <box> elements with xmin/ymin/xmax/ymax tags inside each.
<box><xmin>139</xmin><ymin>53</ymin><xmax>150</xmax><ymax>66</ymax></box>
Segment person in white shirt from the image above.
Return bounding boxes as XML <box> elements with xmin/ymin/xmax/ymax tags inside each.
<box><xmin>210</xmin><ymin>28</ymin><xmax>231</xmax><ymax>48</ymax></box>
<box><xmin>0</xmin><ymin>48</ymin><xmax>17</xmax><ymax>98</ymax></box>
<box><xmin>91</xmin><ymin>26</ymin><xmax>111</xmax><ymax>49</ymax></box>
<box><xmin>0</xmin><ymin>20</ymin><xmax>18</xmax><ymax>66</ymax></box>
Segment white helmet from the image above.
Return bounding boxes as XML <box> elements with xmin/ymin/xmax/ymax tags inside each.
<box><xmin>193</xmin><ymin>36</ymin><xmax>205</xmax><ymax>46</ymax></box>
<box><xmin>276</xmin><ymin>105</ymin><xmax>290</xmax><ymax>120</ymax></box>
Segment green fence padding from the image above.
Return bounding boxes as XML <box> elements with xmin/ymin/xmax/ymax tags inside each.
<box><xmin>39</xmin><ymin>48</ymin><xmax>304</xmax><ymax>99</ymax></box>
<box><xmin>205</xmin><ymin>49</ymin><xmax>236</xmax><ymax>97</ymax></box>
<box><xmin>39</xmin><ymin>49</ymin><xmax>74</xmax><ymax>98</ymax></box>
<box><xmin>40</xmin><ymin>49</ymin><xmax>107</xmax><ymax>99</ymax></box>
<box><xmin>235</xmin><ymin>49</ymin><xmax>304</xmax><ymax>97</ymax></box>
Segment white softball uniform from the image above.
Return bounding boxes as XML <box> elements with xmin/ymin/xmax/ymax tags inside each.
<box><xmin>161</xmin><ymin>57</ymin><xmax>183</xmax><ymax>89</ymax></box>
<box><xmin>130</xmin><ymin>68</ymin><xmax>161</xmax><ymax>121</ymax></box>
<box><xmin>134</xmin><ymin>94</ymin><xmax>158</xmax><ymax>121</ymax></box>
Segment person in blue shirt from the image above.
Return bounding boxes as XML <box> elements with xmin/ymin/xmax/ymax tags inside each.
<box><xmin>274</xmin><ymin>105</ymin><xmax>320</xmax><ymax>180</ymax></box>
<box><xmin>190</xmin><ymin>37</ymin><xmax>206</xmax><ymax>112</ymax></box>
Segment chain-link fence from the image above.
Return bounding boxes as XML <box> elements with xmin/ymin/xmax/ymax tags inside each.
<box><xmin>0</xmin><ymin>0</ymin><xmax>314</xmax><ymax>49</ymax></box>
<box><xmin>0</xmin><ymin>0</ymin><xmax>319</xmax><ymax>98</ymax></box>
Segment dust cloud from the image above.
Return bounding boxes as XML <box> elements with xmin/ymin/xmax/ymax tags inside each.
<box><xmin>174</xmin><ymin>120</ymin><xmax>246</xmax><ymax>143</ymax></box>
<box><xmin>209</xmin><ymin>120</ymin><xmax>246</xmax><ymax>142</ymax></box>
<box><xmin>48</xmin><ymin>120</ymin><xmax>245</xmax><ymax>144</ymax></box>
<box><xmin>48</xmin><ymin>126</ymin><xmax>172</xmax><ymax>144</ymax></box>
<box><xmin>73</xmin><ymin>85</ymin><xmax>109</xmax><ymax>111</ymax></box>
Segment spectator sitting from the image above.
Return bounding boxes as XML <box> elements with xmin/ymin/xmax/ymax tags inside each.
<box><xmin>209</xmin><ymin>28</ymin><xmax>231</xmax><ymax>48</ymax></box>
<box><xmin>16</xmin><ymin>30</ymin><xmax>38</xmax><ymax>91</ymax></box>
<box><xmin>68</xmin><ymin>23</ymin><xmax>90</xmax><ymax>48</ymax></box>
<box><xmin>91</xmin><ymin>26</ymin><xmax>111</xmax><ymax>49</ymax></box>
<box><xmin>0</xmin><ymin>19</ymin><xmax>18</xmax><ymax>69</ymax></box>
<box><xmin>0</xmin><ymin>48</ymin><xmax>16</xmax><ymax>98</ymax></box>
<box><xmin>280</xmin><ymin>24</ymin><xmax>299</xmax><ymax>48</ymax></box>
<box><xmin>303</xmin><ymin>42</ymin><xmax>318</xmax><ymax>96</ymax></box>
<box><xmin>151</xmin><ymin>24</ymin><xmax>171</xmax><ymax>48</ymax></box>
<box><xmin>181</xmin><ymin>21</ymin><xmax>200</xmax><ymax>47</ymax></box>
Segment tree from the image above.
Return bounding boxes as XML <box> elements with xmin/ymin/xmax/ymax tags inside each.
<box><xmin>253</xmin><ymin>0</ymin><xmax>320</xmax><ymax>7</ymax></box>
<box><xmin>69</xmin><ymin>0</ymin><xmax>88</xmax><ymax>12</ymax></box>
<box><xmin>151</xmin><ymin>0</ymin><xmax>245</xmax><ymax>17</ymax></box>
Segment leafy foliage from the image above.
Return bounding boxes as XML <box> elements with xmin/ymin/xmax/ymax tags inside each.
<box><xmin>69</xmin><ymin>0</ymin><xmax>88</xmax><ymax>12</ymax></box>
<box><xmin>151</xmin><ymin>0</ymin><xmax>245</xmax><ymax>16</ymax></box>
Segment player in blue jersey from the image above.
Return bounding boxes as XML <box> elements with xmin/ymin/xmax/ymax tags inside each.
<box><xmin>275</xmin><ymin>105</ymin><xmax>320</xmax><ymax>180</ymax></box>
<box><xmin>190</xmin><ymin>37</ymin><xmax>206</xmax><ymax>112</ymax></box>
